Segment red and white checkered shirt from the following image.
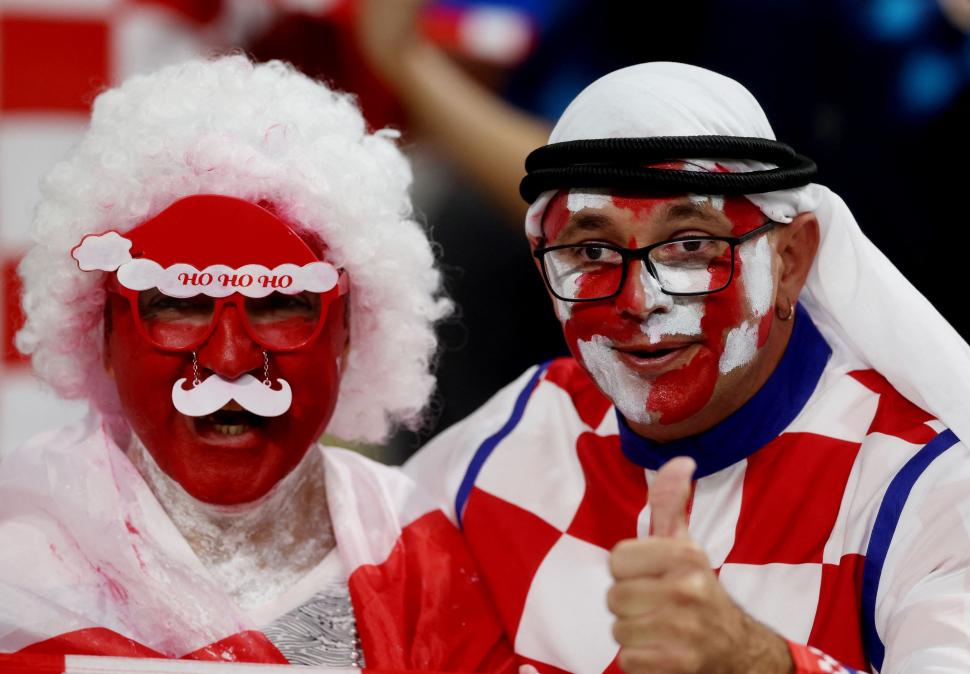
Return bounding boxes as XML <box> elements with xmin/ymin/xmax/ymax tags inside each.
<box><xmin>409</xmin><ymin>312</ymin><xmax>970</xmax><ymax>673</ymax></box>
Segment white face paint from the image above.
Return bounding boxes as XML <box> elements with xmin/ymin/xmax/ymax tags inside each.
<box><xmin>577</xmin><ymin>335</ymin><xmax>654</xmax><ymax>424</ymax></box>
<box><xmin>739</xmin><ymin>236</ymin><xmax>774</xmax><ymax>318</ymax></box>
<box><xmin>716</xmin><ymin>235</ymin><xmax>776</xmax><ymax>374</ymax></box>
<box><xmin>688</xmin><ymin>194</ymin><xmax>724</xmax><ymax>211</ymax></box>
<box><xmin>567</xmin><ymin>188</ymin><xmax>612</xmax><ymax>213</ymax></box>
<box><xmin>639</xmin><ymin>261</ymin><xmax>706</xmax><ymax>343</ymax></box>
<box><xmin>718</xmin><ymin>320</ymin><xmax>759</xmax><ymax>374</ymax></box>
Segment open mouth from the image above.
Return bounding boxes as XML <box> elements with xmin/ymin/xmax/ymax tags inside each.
<box><xmin>612</xmin><ymin>342</ymin><xmax>697</xmax><ymax>373</ymax></box>
<box><xmin>199</xmin><ymin>407</ymin><xmax>269</xmax><ymax>436</ymax></box>
<box><xmin>623</xmin><ymin>347</ymin><xmax>679</xmax><ymax>360</ymax></box>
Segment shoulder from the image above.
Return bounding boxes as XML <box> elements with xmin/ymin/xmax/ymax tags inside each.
<box><xmin>784</xmin><ymin>360</ymin><xmax>943</xmax><ymax>451</ymax></box>
<box><xmin>0</xmin><ymin>415</ymin><xmax>104</xmax><ymax>479</ymax></box>
<box><xmin>0</xmin><ymin>417</ymin><xmax>140</xmax><ymax>650</ymax></box>
<box><xmin>406</xmin><ymin>358</ymin><xmax>615</xmax><ymax>521</ymax></box>
<box><xmin>322</xmin><ymin>445</ymin><xmax>439</xmax><ymax>525</ymax></box>
<box><xmin>405</xmin><ymin>357</ymin><xmax>613</xmax><ymax>522</ymax></box>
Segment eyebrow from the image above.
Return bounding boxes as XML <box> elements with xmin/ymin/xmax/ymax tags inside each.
<box><xmin>661</xmin><ymin>201</ymin><xmax>734</xmax><ymax>235</ymax></box>
<box><xmin>554</xmin><ymin>212</ymin><xmax>617</xmax><ymax>241</ymax></box>
<box><xmin>664</xmin><ymin>202</ymin><xmax>720</xmax><ymax>221</ymax></box>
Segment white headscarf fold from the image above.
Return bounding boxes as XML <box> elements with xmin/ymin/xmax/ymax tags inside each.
<box><xmin>526</xmin><ymin>62</ymin><xmax>970</xmax><ymax>444</ymax></box>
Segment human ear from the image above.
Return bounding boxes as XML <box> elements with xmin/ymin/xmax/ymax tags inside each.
<box><xmin>775</xmin><ymin>212</ymin><xmax>820</xmax><ymax>315</ymax></box>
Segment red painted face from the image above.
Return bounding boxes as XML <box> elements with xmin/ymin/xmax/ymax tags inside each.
<box><xmin>538</xmin><ymin>182</ymin><xmax>777</xmax><ymax>432</ymax></box>
<box><xmin>103</xmin><ymin>197</ymin><xmax>349</xmax><ymax>505</ymax></box>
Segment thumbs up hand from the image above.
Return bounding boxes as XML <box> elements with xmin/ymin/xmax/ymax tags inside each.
<box><xmin>607</xmin><ymin>457</ymin><xmax>794</xmax><ymax>674</ymax></box>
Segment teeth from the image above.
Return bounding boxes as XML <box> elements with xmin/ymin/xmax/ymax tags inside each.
<box><xmin>213</xmin><ymin>424</ymin><xmax>248</xmax><ymax>436</ymax></box>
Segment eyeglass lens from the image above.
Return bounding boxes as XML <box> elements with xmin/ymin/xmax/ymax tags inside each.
<box><xmin>136</xmin><ymin>289</ymin><xmax>323</xmax><ymax>350</ymax></box>
<box><xmin>542</xmin><ymin>239</ymin><xmax>734</xmax><ymax>301</ymax></box>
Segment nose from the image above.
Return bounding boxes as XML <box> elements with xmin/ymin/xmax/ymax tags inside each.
<box><xmin>195</xmin><ymin>304</ymin><xmax>264</xmax><ymax>381</ymax></box>
<box><xmin>616</xmin><ymin>259</ymin><xmax>672</xmax><ymax>320</ymax></box>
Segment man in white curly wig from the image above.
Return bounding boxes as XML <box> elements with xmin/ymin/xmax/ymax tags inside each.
<box><xmin>409</xmin><ymin>62</ymin><xmax>970</xmax><ymax>674</ymax></box>
<box><xmin>0</xmin><ymin>55</ymin><xmax>514</xmax><ymax>672</ymax></box>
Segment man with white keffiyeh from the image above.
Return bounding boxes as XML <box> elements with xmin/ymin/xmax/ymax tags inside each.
<box><xmin>408</xmin><ymin>62</ymin><xmax>970</xmax><ymax>674</ymax></box>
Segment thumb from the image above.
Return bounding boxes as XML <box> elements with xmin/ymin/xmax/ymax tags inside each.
<box><xmin>649</xmin><ymin>456</ymin><xmax>696</xmax><ymax>539</ymax></box>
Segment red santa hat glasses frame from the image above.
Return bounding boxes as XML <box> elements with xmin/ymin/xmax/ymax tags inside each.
<box><xmin>16</xmin><ymin>56</ymin><xmax>452</xmax><ymax>443</ymax></box>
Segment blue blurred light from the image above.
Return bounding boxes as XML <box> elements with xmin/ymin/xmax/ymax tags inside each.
<box><xmin>431</xmin><ymin>0</ymin><xmax>572</xmax><ymax>26</ymax></box>
<box><xmin>899</xmin><ymin>50</ymin><xmax>962</xmax><ymax>115</ymax></box>
<box><xmin>866</xmin><ymin>0</ymin><xmax>933</xmax><ymax>41</ymax></box>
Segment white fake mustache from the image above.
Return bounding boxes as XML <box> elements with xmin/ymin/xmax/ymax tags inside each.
<box><xmin>172</xmin><ymin>374</ymin><xmax>293</xmax><ymax>418</ymax></box>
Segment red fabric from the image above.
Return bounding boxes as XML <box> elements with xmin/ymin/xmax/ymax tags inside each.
<box><xmin>15</xmin><ymin>626</ymin><xmax>287</xmax><ymax>664</ymax></box>
<box><xmin>788</xmin><ymin>640</ymin><xmax>859</xmax><ymax>673</ymax></box>
<box><xmin>16</xmin><ymin>627</ymin><xmax>164</xmax><ymax>659</ymax></box>
<box><xmin>0</xmin><ymin>653</ymin><xmax>66</xmax><ymax>674</ymax></box>
<box><xmin>348</xmin><ymin>509</ymin><xmax>516</xmax><ymax>673</ymax></box>
<box><xmin>808</xmin><ymin>554</ymin><xmax>868</xmax><ymax>671</ymax></box>
<box><xmin>601</xmin><ymin>656</ymin><xmax>625</xmax><ymax>674</ymax></box>
<box><xmin>0</xmin><ymin>16</ymin><xmax>109</xmax><ymax>112</ymax></box>
<box><xmin>851</xmin><ymin>370</ymin><xmax>937</xmax><ymax>445</ymax></box>
<box><xmin>566</xmin><ymin>432</ymin><xmax>647</xmax><ymax>550</ymax></box>
<box><xmin>0</xmin><ymin>652</ymin><xmax>470</xmax><ymax>674</ymax></box>
<box><xmin>464</xmin><ymin>488</ymin><xmax>562</xmax><ymax>638</ymax></box>
<box><xmin>725</xmin><ymin>433</ymin><xmax>861</xmax><ymax>565</ymax></box>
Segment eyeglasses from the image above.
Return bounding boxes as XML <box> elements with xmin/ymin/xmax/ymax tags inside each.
<box><xmin>107</xmin><ymin>274</ymin><xmax>344</xmax><ymax>352</ymax></box>
<box><xmin>534</xmin><ymin>221</ymin><xmax>778</xmax><ymax>302</ymax></box>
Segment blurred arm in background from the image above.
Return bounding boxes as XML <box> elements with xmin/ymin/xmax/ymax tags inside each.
<box><xmin>355</xmin><ymin>0</ymin><xmax>550</xmax><ymax>222</ymax></box>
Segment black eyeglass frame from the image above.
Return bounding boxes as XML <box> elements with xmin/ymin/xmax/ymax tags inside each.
<box><xmin>533</xmin><ymin>220</ymin><xmax>779</xmax><ymax>303</ymax></box>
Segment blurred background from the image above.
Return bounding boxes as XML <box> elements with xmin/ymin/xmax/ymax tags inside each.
<box><xmin>0</xmin><ymin>0</ymin><xmax>967</xmax><ymax>462</ymax></box>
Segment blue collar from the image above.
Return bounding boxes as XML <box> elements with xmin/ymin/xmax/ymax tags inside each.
<box><xmin>618</xmin><ymin>305</ymin><xmax>832</xmax><ymax>478</ymax></box>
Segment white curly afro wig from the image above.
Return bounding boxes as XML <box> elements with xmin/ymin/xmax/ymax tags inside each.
<box><xmin>16</xmin><ymin>55</ymin><xmax>452</xmax><ymax>444</ymax></box>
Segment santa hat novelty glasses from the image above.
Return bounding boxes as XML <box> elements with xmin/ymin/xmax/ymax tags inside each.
<box><xmin>72</xmin><ymin>195</ymin><xmax>345</xmax><ymax>352</ymax></box>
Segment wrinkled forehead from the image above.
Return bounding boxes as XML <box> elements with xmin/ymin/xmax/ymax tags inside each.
<box><xmin>126</xmin><ymin>194</ymin><xmax>319</xmax><ymax>267</ymax></box>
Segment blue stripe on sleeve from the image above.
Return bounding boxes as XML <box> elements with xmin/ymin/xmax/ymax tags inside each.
<box><xmin>455</xmin><ymin>362</ymin><xmax>550</xmax><ymax>528</ymax></box>
<box><xmin>861</xmin><ymin>429</ymin><xmax>959</xmax><ymax>671</ymax></box>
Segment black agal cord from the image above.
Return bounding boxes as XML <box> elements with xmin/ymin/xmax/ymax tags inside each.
<box><xmin>519</xmin><ymin>136</ymin><xmax>816</xmax><ymax>203</ymax></box>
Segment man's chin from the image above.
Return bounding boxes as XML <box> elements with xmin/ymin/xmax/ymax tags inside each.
<box><xmin>171</xmin><ymin>462</ymin><xmax>287</xmax><ymax>506</ymax></box>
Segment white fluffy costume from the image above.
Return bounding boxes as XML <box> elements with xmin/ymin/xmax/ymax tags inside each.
<box><xmin>408</xmin><ymin>63</ymin><xmax>970</xmax><ymax>674</ymax></box>
<box><xmin>1</xmin><ymin>57</ymin><xmax>513</xmax><ymax>672</ymax></box>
